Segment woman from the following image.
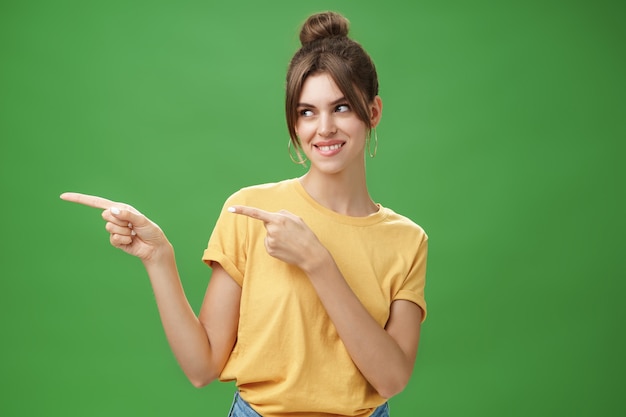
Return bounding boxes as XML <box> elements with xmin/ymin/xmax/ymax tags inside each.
<box><xmin>61</xmin><ymin>11</ymin><xmax>428</xmax><ymax>417</ymax></box>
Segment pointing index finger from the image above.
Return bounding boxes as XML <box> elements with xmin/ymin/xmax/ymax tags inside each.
<box><xmin>60</xmin><ymin>192</ymin><xmax>116</xmax><ymax>210</ymax></box>
<box><xmin>228</xmin><ymin>205</ymin><xmax>275</xmax><ymax>223</ymax></box>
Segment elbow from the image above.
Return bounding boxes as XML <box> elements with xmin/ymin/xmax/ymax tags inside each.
<box><xmin>375</xmin><ymin>374</ymin><xmax>411</xmax><ymax>399</ymax></box>
<box><xmin>376</xmin><ymin>385</ymin><xmax>404</xmax><ymax>400</ymax></box>
<box><xmin>190</xmin><ymin>378</ymin><xmax>210</xmax><ymax>389</ymax></box>
<box><xmin>377</xmin><ymin>385</ymin><xmax>406</xmax><ymax>400</ymax></box>
<box><xmin>189</xmin><ymin>378</ymin><xmax>215</xmax><ymax>389</ymax></box>
<box><xmin>188</xmin><ymin>371</ymin><xmax>219</xmax><ymax>389</ymax></box>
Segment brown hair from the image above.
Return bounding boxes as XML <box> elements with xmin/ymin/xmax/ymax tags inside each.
<box><xmin>285</xmin><ymin>11</ymin><xmax>379</xmax><ymax>148</ymax></box>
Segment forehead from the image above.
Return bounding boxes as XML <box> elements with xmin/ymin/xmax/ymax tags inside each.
<box><xmin>299</xmin><ymin>72</ymin><xmax>343</xmax><ymax>103</ymax></box>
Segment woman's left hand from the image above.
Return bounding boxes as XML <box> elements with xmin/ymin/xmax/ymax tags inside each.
<box><xmin>228</xmin><ymin>205</ymin><xmax>327</xmax><ymax>272</ymax></box>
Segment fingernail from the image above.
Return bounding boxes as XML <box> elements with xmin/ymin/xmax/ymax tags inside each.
<box><xmin>131</xmin><ymin>230</ymin><xmax>137</xmax><ymax>236</ymax></box>
<box><xmin>111</xmin><ymin>207</ymin><xmax>121</xmax><ymax>215</ymax></box>
<box><xmin>227</xmin><ymin>207</ymin><xmax>236</xmax><ymax>213</ymax></box>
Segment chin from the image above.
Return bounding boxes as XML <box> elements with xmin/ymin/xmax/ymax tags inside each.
<box><xmin>309</xmin><ymin>162</ymin><xmax>344</xmax><ymax>176</ymax></box>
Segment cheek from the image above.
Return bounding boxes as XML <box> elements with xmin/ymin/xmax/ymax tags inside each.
<box><xmin>344</xmin><ymin>120</ymin><xmax>368</xmax><ymax>140</ymax></box>
<box><xmin>295</xmin><ymin>122</ymin><xmax>314</xmax><ymax>139</ymax></box>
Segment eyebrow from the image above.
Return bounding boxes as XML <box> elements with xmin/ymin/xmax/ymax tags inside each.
<box><xmin>297</xmin><ymin>97</ymin><xmax>347</xmax><ymax>108</ymax></box>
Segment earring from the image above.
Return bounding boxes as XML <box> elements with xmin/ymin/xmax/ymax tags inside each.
<box><xmin>288</xmin><ymin>140</ymin><xmax>308</xmax><ymax>165</ymax></box>
<box><xmin>367</xmin><ymin>128</ymin><xmax>378</xmax><ymax>158</ymax></box>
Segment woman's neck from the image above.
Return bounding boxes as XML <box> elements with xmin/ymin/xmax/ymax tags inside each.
<box><xmin>298</xmin><ymin>169</ymin><xmax>378</xmax><ymax>217</ymax></box>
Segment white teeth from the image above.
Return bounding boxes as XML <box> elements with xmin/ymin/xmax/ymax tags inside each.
<box><xmin>318</xmin><ymin>144</ymin><xmax>342</xmax><ymax>151</ymax></box>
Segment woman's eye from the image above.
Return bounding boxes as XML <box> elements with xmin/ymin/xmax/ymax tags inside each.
<box><xmin>336</xmin><ymin>104</ymin><xmax>350</xmax><ymax>113</ymax></box>
<box><xmin>299</xmin><ymin>109</ymin><xmax>313</xmax><ymax>117</ymax></box>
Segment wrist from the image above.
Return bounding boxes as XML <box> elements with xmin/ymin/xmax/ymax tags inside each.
<box><xmin>142</xmin><ymin>240</ymin><xmax>175</xmax><ymax>268</ymax></box>
<box><xmin>301</xmin><ymin>245</ymin><xmax>333</xmax><ymax>277</ymax></box>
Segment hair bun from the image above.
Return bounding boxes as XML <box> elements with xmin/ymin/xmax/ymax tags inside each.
<box><xmin>299</xmin><ymin>11</ymin><xmax>350</xmax><ymax>46</ymax></box>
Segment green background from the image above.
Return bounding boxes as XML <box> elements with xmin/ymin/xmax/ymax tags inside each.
<box><xmin>1</xmin><ymin>0</ymin><xmax>624</xmax><ymax>415</ymax></box>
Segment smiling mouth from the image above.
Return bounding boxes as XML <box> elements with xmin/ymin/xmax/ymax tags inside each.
<box><xmin>315</xmin><ymin>143</ymin><xmax>344</xmax><ymax>151</ymax></box>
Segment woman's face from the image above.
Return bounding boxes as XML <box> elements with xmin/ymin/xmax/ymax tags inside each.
<box><xmin>295</xmin><ymin>72</ymin><xmax>380</xmax><ymax>175</ymax></box>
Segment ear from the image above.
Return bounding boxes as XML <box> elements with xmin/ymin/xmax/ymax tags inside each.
<box><xmin>370</xmin><ymin>96</ymin><xmax>383</xmax><ymax>128</ymax></box>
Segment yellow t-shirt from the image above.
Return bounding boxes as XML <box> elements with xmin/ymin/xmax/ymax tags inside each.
<box><xmin>202</xmin><ymin>179</ymin><xmax>428</xmax><ymax>417</ymax></box>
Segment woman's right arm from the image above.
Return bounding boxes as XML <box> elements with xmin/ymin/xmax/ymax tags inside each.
<box><xmin>142</xmin><ymin>250</ymin><xmax>240</xmax><ymax>387</ymax></box>
<box><xmin>60</xmin><ymin>192</ymin><xmax>240</xmax><ymax>387</ymax></box>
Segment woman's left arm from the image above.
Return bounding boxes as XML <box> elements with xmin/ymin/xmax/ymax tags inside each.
<box><xmin>228</xmin><ymin>205</ymin><xmax>423</xmax><ymax>399</ymax></box>
<box><xmin>303</xmin><ymin>254</ymin><xmax>423</xmax><ymax>399</ymax></box>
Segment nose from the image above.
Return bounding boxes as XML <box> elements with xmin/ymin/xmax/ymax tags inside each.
<box><xmin>318</xmin><ymin>113</ymin><xmax>337</xmax><ymax>137</ymax></box>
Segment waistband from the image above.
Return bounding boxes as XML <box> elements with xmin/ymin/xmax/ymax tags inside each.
<box><xmin>227</xmin><ymin>391</ymin><xmax>390</xmax><ymax>417</ymax></box>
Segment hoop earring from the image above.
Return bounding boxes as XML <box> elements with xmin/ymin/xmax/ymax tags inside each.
<box><xmin>368</xmin><ymin>129</ymin><xmax>378</xmax><ymax>158</ymax></box>
<box><xmin>288</xmin><ymin>140</ymin><xmax>308</xmax><ymax>165</ymax></box>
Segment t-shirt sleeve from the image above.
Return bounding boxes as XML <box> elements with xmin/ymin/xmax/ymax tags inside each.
<box><xmin>202</xmin><ymin>193</ymin><xmax>249</xmax><ymax>286</ymax></box>
<box><xmin>393</xmin><ymin>233</ymin><xmax>428</xmax><ymax>322</ymax></box>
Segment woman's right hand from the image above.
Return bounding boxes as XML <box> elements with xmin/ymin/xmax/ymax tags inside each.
<box><xmin>60</xmin><ymin>192</ymin><xmax>170</xmax><ymax>262</ymax></box>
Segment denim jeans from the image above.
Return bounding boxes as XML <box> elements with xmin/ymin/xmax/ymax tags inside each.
<box><xmin>227</xmin><ymin>391</ymin><xmax>390</xmax><ymax>417</ymax></box>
